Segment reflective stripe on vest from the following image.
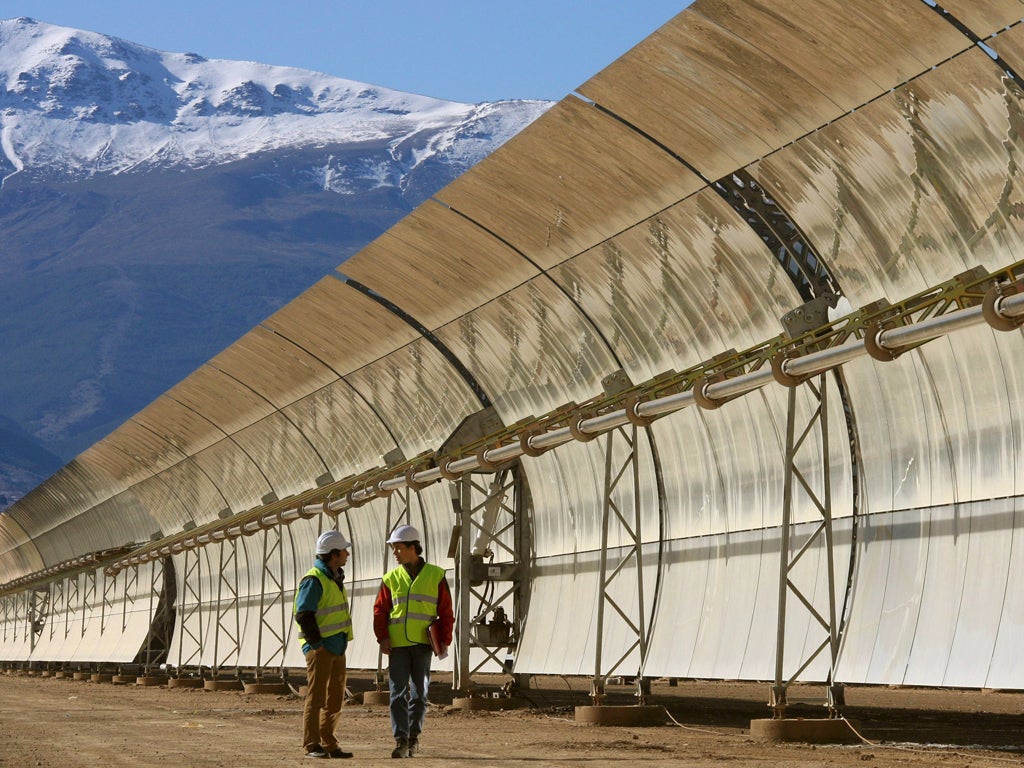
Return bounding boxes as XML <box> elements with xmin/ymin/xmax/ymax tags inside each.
<box><xmin>383</xmin><ymin>563</ymin><xmax>446</xmax><ymax>647</ymax></box>
<box><xmin>295</xmin><ymin>566</ymin><xmax>353</xmax><ymax>646</ymax></box>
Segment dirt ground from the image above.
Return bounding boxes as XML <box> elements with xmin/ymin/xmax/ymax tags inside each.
<box><xmin>1</xmin><ymin>670</ymin><xmax>1022</xmax><ymax>767</ymax></box>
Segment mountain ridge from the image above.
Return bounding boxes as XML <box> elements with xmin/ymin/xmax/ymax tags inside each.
<box><xmin>0</xmin><ymin>17</ymin><xmax>547</xmax><ymax>183</ymax></box>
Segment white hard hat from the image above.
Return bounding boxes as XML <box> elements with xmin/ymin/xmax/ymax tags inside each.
<box><xmin>386</xmin><ymin>524</ymin><xmax>420</xmax><ymax>544</ymax></box>
<box><xmin>316</xmin><ymin>530</ymin><xmax>351</xmax><ymax>554</ymax></box>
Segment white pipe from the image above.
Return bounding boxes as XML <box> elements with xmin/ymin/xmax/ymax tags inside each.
<box><xmin>705</xmin><ymin>368</ymin><xmax>776</xmax><ymax>401</ymax></box>
<box><xmin>998</xmin><ymin>291</ymin><xmax>1024</xmax><ymax>316</ymax></box>
<box><xmin>876</xmin><ymin>304</ymin><xmax>982</xmax><ymax>349</ymax></box>
<box><xmin>784</xmin><ymin>339</ymin><xmax>867</xmax><ymax>378</ymax></box>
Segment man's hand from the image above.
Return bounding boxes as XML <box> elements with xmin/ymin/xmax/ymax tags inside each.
<box><xmin>304</xmin><ymin>641</ymin><xmax>324</xmax><ymax>655</ymax></box>
<box><xmin>380</xmin><ymin>638</ymin><xmax>392</xmax><ymax>655</ymax></box>
<box><xmin>295</xmin><ymin>610</ymin><xmax>322</xmax><ymax>647</ymax></box>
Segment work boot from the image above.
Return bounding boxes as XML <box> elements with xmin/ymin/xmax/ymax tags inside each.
<box><xmin>407</xmin><ymin>737</ymin><xmax>418</xmax><ymax>757</ymax></box>
<box><xmin>391</xmin><ymin>738</ymin><xmax>409</xmax><ymax>758</ymax></box>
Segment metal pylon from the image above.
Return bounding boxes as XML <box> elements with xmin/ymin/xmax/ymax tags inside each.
<box><xmin>1</xmin><ymin>594</ymin><xmax>11</xmax><ymax>648</ymax></box>
<box><xmin>65</xmin><ymin>573</ymin><xmax>79</xmax><ymax>649</ymax></box>
<box><xmin>121</xmin><ymin>565</ymin><xmax>139</xmax><ymax>640</ymax></box>
<box><xmin>771</xmin><ymin>373</ymin><xmax>842</xmax><ymax>718</ymax></box>
<box><xmin>13</xmin><ymin>590</ymin><xmax>26</xmax><ymax>654</ymax></box>
<box><xmin>28</xmin><ymin>585</ymin><xmax>49</xmax><ymax>654</ymax></box>
<box><xmin>47</xmin><ymin>579</ymin><xmax>65</xmax><ymax>649</ymax></box>
<box><xmin>80</xmin><ymin>568</ymin><xmax>97</xmax><ymax>643</ymax></box>
<box><xmin>255</xmin><ymin>525</ymin><xmax>290</xmax><ymax>678</ymax></box>
<box><xmin>176</xmin><ymin>546</ymin><xmax>204</xmax><ymax>671</ymax></box>
<box><xmin>591</xmin><ymin>422</ymin><xmax>649</xmax><ymax>705</ymax></box>
<box><xmin>450</xmin><ymin>465</ymin><xmax>525</xmax><ymax>696</ymax></box>
<box><xmin>19</xmin><ymin>590</ymin><xmax>33</xmax><ymax>656</ymax></box>
<box><xmin>137</xmin><ymin>558</ymin><xmax>175</xmax><ymax>672</ymax></box>
<box><xmin>101</xmin><ymin>564</ymin><xmax>119</xmax><ymax>637</ymax></box>
<box><xmin>210</xmin><ymin>538</ymin><xmax>241</xmax><ymax>677</ymax></box>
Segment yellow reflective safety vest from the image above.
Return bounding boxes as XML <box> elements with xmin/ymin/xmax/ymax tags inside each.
<box><xmin>384</xmin><ymin>563</ymin><xmax>446</xmax><ymax>647</ymax></box>
<box><xmin>295</xmin><ymin>566</ymin><xmax>353</xmax><ymax>648</ymax></box>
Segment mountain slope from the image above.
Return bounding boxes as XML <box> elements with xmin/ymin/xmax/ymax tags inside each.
<box><xmin>0</xmin><ymin>18</ymin><xmax>552</xmax><ymax>507</ymax></box>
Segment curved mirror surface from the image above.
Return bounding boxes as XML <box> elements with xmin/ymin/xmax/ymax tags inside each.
<box><xmin>342</xmin><ymin>339</ymin><xmax>482</xmax><ymax>460</ymax></box>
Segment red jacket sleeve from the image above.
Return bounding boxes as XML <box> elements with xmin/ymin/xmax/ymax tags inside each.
<box><xmin>372</xmin><ymin>581</ymin><xmax>393</xmax><ymax>643</ymax></box>
<box><xmin>436</xmin><ymin>576</ymin><xmax>454</xmax><ymax>647</ymax></box>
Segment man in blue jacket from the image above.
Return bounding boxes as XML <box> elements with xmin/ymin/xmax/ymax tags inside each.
<box><xmin>294</xmin><ymin>529</ymin><xmax>355</xmax><ymax>759</ymax></box>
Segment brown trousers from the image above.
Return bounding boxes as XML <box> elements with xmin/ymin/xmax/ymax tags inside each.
<box><xmin>303</xmin><ymin>647</ymin><xmax>347</xmax><ymax>752</ymax></box>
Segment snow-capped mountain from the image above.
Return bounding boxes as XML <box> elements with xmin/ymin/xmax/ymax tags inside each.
<box><xmin>0</xmin><ymin>17</ymin><xmax>548</xmax><ymax>184</ymax></box>
<box><xmin>0</xmin><ymin>18</ymin><xmax>553</xmax><ymax>508</ymax></box>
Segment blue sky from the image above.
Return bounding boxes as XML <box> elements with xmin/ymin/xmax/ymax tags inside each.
<box><xmin>6</xmin><ymin>2</ymin><xmax>691</xmax><ymax>103</ymax></box>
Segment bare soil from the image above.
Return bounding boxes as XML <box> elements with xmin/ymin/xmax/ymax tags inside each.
<box><xmin>2</xmin><ymin>670</ymin><xmax>1022</xmax><ymax>767</ymax></box>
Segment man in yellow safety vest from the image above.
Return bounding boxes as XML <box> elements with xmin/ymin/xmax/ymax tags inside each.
<box><xmin>372</xmin><ymin>524</ymin><xmax>453</xmax><ymax>758</ymax></box>
<box><xmin>294</xmin><ymin>529</ymin><xmax>355</xmax><ymax>759</ymax></box>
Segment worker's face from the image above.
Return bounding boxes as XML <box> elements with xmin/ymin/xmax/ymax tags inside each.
<box><xmin>329</xmin><ymin>548</ymin><xmax>349</xmax><ymax>570</ymax></box>
<box><xmin>390</xmin><ymin>542</ymin><xmax>418</xmax><ymax>565</ymax></box>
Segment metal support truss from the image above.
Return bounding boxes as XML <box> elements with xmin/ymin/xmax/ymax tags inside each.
<box><xmin>47</xmin><ymin>578</ymin><xmax>65</xmax><ymax>650</ymax></box>
<box><xmin>28</xmin><ymin>585</ymin><xmax>49</xmax><ymax>654</ymax></box>
<box><xmin>0</xmin><ymin>589</ymin><xmax>27</xmax><ymax>657</ymax></box>
<box><xmin>65</xmin><ymin>573</ymin><xmax>79</xmax><ymax>651</ymax></box>
<box><xmin>18</xmin><ymin>590</ymin><xmax>31</xmax><ymax>655</ymax></box>
<box><xmin>254</xmin><ymin>525</ymin><xmax>290</xmax><ymax>678</ymax></box>
<box><xmin>452</xmin><ymin>479</ymin><xmax>470</xmax><ymax>695</ymax></box>
<box><xmin>590</xmin><ymin>422</ymin><xmax>650</xmax><ymax>705</ymax></box>
<box><xmin>175</xmin><ymin>546</ymin><xmax>204</xmax><ymax>671</ymax></box>
<box><xmin>1</xmin><ymin>594</ymin><xmax>11</xmax><ymax>649</ymax></box>
<box><xmin>136</xmin><ymin>558</ymin><xmax>175</xmax><ymax>672</ymax></box>
<box><xmin>101</xmin><ymin>565</ymin><xmax>137</xmax><ymax>664</ymax></box>
<box><xmin>771</xmin><ymin>373</ymin><xmax>843</xmax><ymax>718</ymax></box>
<box><xmin>451</xmin><ymin>465</ymin><xmax>526</xmax><ymax>696</ymax></box>
<box><xmin>210</xmin><ymin>538</ymin><xmax>241</xmax><ymax>677</ymax></box>
<box><xmin>121</xmin><ymin>564</ymin><xmax>139</xmax><ymax>641</ymax></box>
<box><xmin>141</xmin><ymin>562</ymin><xmax>159</xmax><ymax>666</ymax></box>
<box><xmin>101</xmin><ymin>564</ymin><xmax>119</xmax><ymax>637</ymax></box>
<box><xmin>80</xmin><ymin>568</ymin><xmax>97</xmax><ymax>644</ymax></box>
